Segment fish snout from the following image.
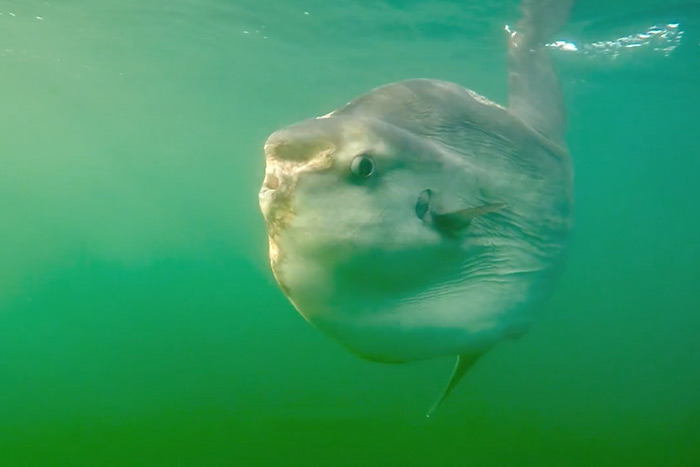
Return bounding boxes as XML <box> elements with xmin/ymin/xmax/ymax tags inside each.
<box><xmin>259</xmin><ymin>123</ymin><xmax>336</xmax><ymax>228</ymax></box>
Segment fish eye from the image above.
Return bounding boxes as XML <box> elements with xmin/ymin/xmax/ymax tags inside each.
<box><xmin>350</xmin><ymin>154</ymin><xmax>375</xmax><ymax>178</ymax></box>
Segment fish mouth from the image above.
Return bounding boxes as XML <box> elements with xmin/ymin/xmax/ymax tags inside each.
<box><xmin>258</xmin><ymin>166</ymin><xmax>297</xmax><ymax>239</ymax></box>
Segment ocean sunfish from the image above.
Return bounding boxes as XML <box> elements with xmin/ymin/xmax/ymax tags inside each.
<box><xmin>258</xmin><ymin>0</ymin><xmax>575</xmax><ymax>415</ymax></box>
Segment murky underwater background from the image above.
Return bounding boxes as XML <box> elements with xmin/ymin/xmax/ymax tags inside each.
<box><xmin>1</xmin><ymin>0</ymin><xmax>699</xmax><ymax>465</ymax></box>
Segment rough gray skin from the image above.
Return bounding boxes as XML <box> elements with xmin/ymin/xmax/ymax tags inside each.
<box><xmin>258</xmin><ymin>0</ymin><xmax>574</xmax><ymax>414</ymax></box>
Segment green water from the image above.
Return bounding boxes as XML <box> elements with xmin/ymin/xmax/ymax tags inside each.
<box><xmin>1</xmin><ymin>0</ymin><xmax>699</xmax><ymax>465</ymax></box>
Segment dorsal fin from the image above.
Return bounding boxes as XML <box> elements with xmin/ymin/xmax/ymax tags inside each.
<box><xmin>507</xmin><ymin>0</ymin><xmax>574</xmax><ymax>146</ymax></box>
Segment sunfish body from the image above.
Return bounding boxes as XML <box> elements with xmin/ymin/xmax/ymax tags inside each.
<box><xmin>258</xmin><ymin>0</ymin><xmax>575</xmax><ymax>414</ymax></box>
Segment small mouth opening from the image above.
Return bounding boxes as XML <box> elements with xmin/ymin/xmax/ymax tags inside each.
<box><xmin>264</xmin><ymin>173</ymin><xmax>280</xmax><ymax>190</ymax></box>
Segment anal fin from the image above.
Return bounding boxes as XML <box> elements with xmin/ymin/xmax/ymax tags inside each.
<box><xmin>426</xmin><ymin>353</ymin><xmax>481</xmax><ymax>418</ymax></box>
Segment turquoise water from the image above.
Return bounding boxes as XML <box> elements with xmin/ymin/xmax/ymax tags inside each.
<box><xmin>1</xmin><ymin>0</ymin><xmax>699</xmax><ymax>465</ymax></box>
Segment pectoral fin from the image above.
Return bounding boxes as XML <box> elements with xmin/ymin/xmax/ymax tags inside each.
<box><xmin>415</xmin><ymin>189</ymin><xmax>432</xmax><ymax>221</ymax></box>
<box><xmin>415</xmin><ymin>189</ymin><xmax>504</xmax><ymax>236</ymax></box>
<box><xmin>426</xmin><ymin>353</ymin><xmax>481</xmax><ymax>418</ymax></box>
<box><xmin>432</xmin><ymin>203</ymin><xmax>505</xmax><ymax>234</ymax></box>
